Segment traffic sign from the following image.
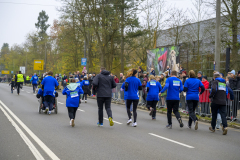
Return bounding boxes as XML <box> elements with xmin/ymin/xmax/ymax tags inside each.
<box><xmin>81</xmin><ymin>58</ymin><xmax>87</xmax><ymax>66</ymax></box>
<box><xmin>34</xmin><ymin>60</ymin><xmax>44</xmax><ymax>70</ymax></box>
<box><xmin>20</xmin><ymin>66</ymin><xmax>25</xmax><ymax>74</ymax></box>
<box><xmin>1</xmin><ymin>70</ymin><xmax>9</xmax><ymax>74</ymax></box>
<box><xmin>11</xmin><ymin>71</ymin><xmax>13</xmax><ymax>74</ymax></box>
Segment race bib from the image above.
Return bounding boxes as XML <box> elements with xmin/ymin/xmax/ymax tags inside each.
<box><xmin>34</xmin><ymin>77</ymin><xmax>37</xmax><ymax>79</ymax></box>
<box><xmin>150</xmin><ymin>81</ymin><xmax>156</xmax><ymax>86</ymax></box>
<box><xmin>173</xmin><ymin>81</ymin><xmax>180</xmax><ymax>86</ymax></box>
<box><xmin>70</xmin><ymin>91</ymin><xmax>78</xmax><ymax>98</ymax></box>
<box><xmin>218</xmin><ymin>82</ymin><xmax>226</xmax><ymax>91</ymax></box>
<box><xmin>85</xmin><ymin>81</ymin><xmax>89</xmax><ymax>84</ymax></box>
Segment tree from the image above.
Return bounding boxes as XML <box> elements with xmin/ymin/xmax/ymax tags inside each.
<box><xmin>35</xmin><ymin>10</ymin><xmax>50</xmax><ymax>40</ymax></box>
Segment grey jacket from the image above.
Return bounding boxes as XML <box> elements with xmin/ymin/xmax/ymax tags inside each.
<box><xmin>93</xmin><ymin>70</ymin><xmax>116</xmax><ymax>97</ymax></box>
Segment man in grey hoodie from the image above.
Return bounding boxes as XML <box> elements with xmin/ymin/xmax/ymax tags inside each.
<box><xmin>93</xmin><ymin>67</ymin><xmax>116</xmax><ymax>126</ymax></box>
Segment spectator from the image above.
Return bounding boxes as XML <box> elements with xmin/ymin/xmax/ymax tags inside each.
<box><xmin>166</xmin><ymin>66</ymin><xmax>171</xmax><ymax>77</ymax></box>
<box><xmin>82</xmin><ymin>67</ymin><xmax>87</xmax><ymax>75</ymax></box>
<box><xmin>141</xmin><ymin>79</ymin><xmax>147</xmax><ymax>105</ymax></box>
<box><xmin>164</xmin><ymin>71</ymin><xmax>169</xmax><ymax>78</ymax></box>
<box><xmin>114</xmin><ymin>75</ymin><xmax>119</xmax><ymax>83</ymax></box>
<box><xmin>181</xmin><ymin>71</ymin><xmax>188</xmax><ymax>85</ymax></box>
<box><xmin>228</xmin><ymin>70</ymin><xmax>237</xmax><ymax>90</ymax></box>
<box><xmin>88</xmin><ymin>74</ymin><xmax>93</xmax><ymax>90</ymax></box>
<box><xmin>80</xmin><ymin>72</ymin><xmax>85</xmax><ymax>79</ymax></box>
<box><xmin>138</xmin><ymin>66</ymin><xmax>143</xmax><ymax>78</ymax></box>
<box><xmin>120</xmin><ymin>76</ymin><xmax>125</xmax><ymax>100</ymax></box>
<box><xmin>62</xmin><ymin>74</ymin><xmax>67</xmax><ymax>81</ymax></box>
<box><xmin>119</xmin><ymin>73</ymin><xmax>124</xmax><ymax>83</ymax></box>
<box><xmin>236</xmin><ymin>71</ymin><xmax>240</xmax><ymax>89</ymax></box>
<box><xmin>139</xmin><ymin>73</ymin><xmax>144</xmax><ymax>83</ymax></box>
<box><xmin>197</xmin><ymin>71</ymin><xmax>202</xmax><ymax>81</ymax></box>
<box><xmin>179</xmin><ymin>66</ymin><xmax>184</xmax><ymax>73</ymax></box>
<box><xmin>199</xmin><ymin>76</ymin><xmax>210</xmax><ymax>116</ymax></box>
<box><xmin>159</xmin><ymin>73</ymin><xmax>167</xmax><ymax>108</ymax></box>
<box><xmin>143</xmin><ymin>71</ymin><xmax>148</xmax><ymax>81</ymax></box>
<box><xmin>150</xmin><ymin>68</ymin><xmax>155</xmax><ymax>76</ymax></box>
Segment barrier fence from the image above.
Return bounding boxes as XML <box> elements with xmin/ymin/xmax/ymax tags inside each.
<box><xmin>111</xmin><ymin>83</ymin><xmax>240</xmax><ymax>122</ymax></box>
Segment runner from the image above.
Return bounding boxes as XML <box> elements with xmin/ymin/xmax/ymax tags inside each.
<box><xmin>120</xmin><ymin>76</ymin><xmax>133</xmax><ymax>113</ymax></box>
<box><xmin>9</xmin><ymin>78</ymin><xmax>15</xmax><ymax>93</ymax></box>
<box><xmin>82</xmin><ymin>76</ymin><xmax>90</xmax><ymax>103</ymax></box>
<box><xmin>209</xmin><ymin>72</ymin><xmax>229</xmax><ymax>135</ymax></box>
<box><xmin>15</xmin><ymin>71</ymin><xmax>24</xmax><ymax>95</ymax></box>
<box><xmin>41</xmin><ymin>71</ymin><xmax>59</xmax><ymax>115</ymax></box>
<box><xmin>62</xmin><ymin>82</ymin><xmax>84</xmax><ymax>127</ymax></box>
<box><xmin>183</xmin><ymin>70</ymin><xmax>205</xmax><ymax>130</ymax></box>
<box><xmin>146</xmin><ymin>75</ymin><xmax>162</xmax><ymax>120</ymax></box>
<box><xmin>30</xmin><ymin>73</ymin><xmax>39</xmax><ymax>93</ymax></box>
<box><xmin>160</xmin><ymin>70</ymin><xmax>184</xmax><ymax>129</ymax></box>
<box><xmin>93</xmin><ymin>67</ymin><xmax>116</xmax><ymax>127</ymax></box>
<box><xmin>125</xmin><ymin>69</ymin><xmax>142</xmax><ymax>127</ymax></box>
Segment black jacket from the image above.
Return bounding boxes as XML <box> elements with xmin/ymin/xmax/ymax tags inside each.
<box><xmin>209</xmin><ymin>78</ymin><xmax>227</xmax><ymax>105</ymax></box>
<box><xmin>93</xmin><ymin>70</ymin><xmax>116</xmax><ymax>97</ymax></box>
<box><xmin>236</xmin><ymin>77</ymin><xmax>240</xmax><ymax>89</ymax></box>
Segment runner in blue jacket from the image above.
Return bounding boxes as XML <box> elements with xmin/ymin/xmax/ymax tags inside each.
<box><xmin>146</xmin><ymin>75</ymin><xmax>162</xmax><ymax>120</ymax></box>
<box><xmin>30</xmin><ymin>73</ymin><xmax>39</xmax><ymax>93</ymax></box>
<box><xmin>62</xmin><ymin>83</ymin><xmax>84</xmax><ymax>127</ymax></box>
<box><xmin>121</xmin><ymin>80</ymin><xmax>133</xmax><ymax>112</ymax></box>
<box><xmin>160</xmin><ymin>70</ymin><xmax>184</xmax><ymax>129</ymax></box>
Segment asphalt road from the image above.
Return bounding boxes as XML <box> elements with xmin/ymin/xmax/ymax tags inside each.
<box><xmin>0</xmin><ymin>83</ymin><xmax>240</xmax><ymax>160</ymax></box>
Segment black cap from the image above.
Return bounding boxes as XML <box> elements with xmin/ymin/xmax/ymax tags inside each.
<box><xmin>202</xmin><ymin>76</ymin><xmax>207</xmax><ymax>80</ymax></box>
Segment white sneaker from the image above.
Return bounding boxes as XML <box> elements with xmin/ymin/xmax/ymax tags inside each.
<box><xmin>127</xmin><ymin>119</ymin><xmax>132</xmax><ymax>125</ymax></box>
<box><xmin>45</xmin><ymin>108</ymin><xmax>49</xmax><ymax>114</ymax></box>
<box><xmin>85</xmin><ymin>100</ymin><xmax>87</xmax><ymax>103</ymax></box>
<box><xmin>48</xmin><ymin>111</ymin><xmax>51</xmax><ymax>115</ymax></box>
<box><xmin>70</xmin><ymin>120</ymin><xmax>72</xmax><ymax>126</ymax></box>
<box><xmin>132</xmin><ymin>122</ymin><xmax>137</xmax><ymax>127</ymax></box>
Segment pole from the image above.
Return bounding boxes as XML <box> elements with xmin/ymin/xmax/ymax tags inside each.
<box><xmin>44</xmin><ymin>42</ymin><xmax>47</xmax><ymax>72</ymax></box>
<box><xmin>120</xmin><ymin>0</ymin><xmax>125</xmax><ymax>74</ymax></box>
<box><xmin>215</xmin><ymin>0</ymin><xmax>221</xmax><ymax>71</ymax></box>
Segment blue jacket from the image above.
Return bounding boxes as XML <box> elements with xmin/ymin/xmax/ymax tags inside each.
<box><xmin>30</xmin><ymin>75</ymin><xmax>39</xmax><ymax>84</ymax></box>
<box><xmin>62</xmin><ymin>83</ymin><xmax>84</xmax><ymax>107</ymax></box>
<box><xmin>184</xmin><ymin>78</ymin><xmax>204</xmax><ymax>100</ymax></box>
<box><xmin>125</xmin><ymin>76</ymin><xmax>142</xmax><ymax>100</ymax></box>
<box><xmin>146</xmin><ymin>80</ymin><xmax>162</xmax><ymax>101</ymax></box>
<box><xmin>121</xmin><ymin>82</ymin><xmax>128</xmax><ymax>100</ymax></box>
<box><xmin>37</xmin><ymin>88</ymin><xmax>43</xmax><ymax>96</ymax></box>
<box><xmin>82</xmin><ymin>80</ymin><xmax>90</xmax><ymax>86</ymax></box>
<box><xmin>161</xmin><ymin>77</ymin><xmax>183</xmax><ymax>100</ymax></box>
<box><xmin>41</xmin><ymin>76</ymin><xmax>59</xmax><ymax>97</ymax></box>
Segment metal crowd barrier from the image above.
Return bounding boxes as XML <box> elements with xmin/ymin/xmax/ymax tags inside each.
<box><xmin>110</xmin><ymin>83</ymin><xmax>239</xmax><ymax>121</ymax></box>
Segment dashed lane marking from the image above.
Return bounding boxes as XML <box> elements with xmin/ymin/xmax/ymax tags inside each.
<box><xmin>104</xmin><ymin>118</ymin><xmax>123</xmax><ymax>124</ymax></box>
<box><xmin>149</xmin><ymin>133</ymin><xmax>194</xmax><ymax>149</ymax></box>
<box><xmin>78</xmin><ymin>109</ymin><xmax>85</xmax><ymax>112</ymax></box>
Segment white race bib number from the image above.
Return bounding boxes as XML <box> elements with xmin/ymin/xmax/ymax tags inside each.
<box><xmin>173</xmin><ymin>81</ymin><xmax>180</xmax><ymax>86</ymax></box>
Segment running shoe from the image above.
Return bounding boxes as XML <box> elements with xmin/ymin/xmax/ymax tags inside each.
<box><xmin>187</xmin><ymin>125</ymin><xmax>191</xmax><ymax>129</ymax></box>
<box><xmin>209</xmin><ymin>126</ymin><xmax>215</xmax><ymax>132</ymax></box>
<box><xmin>166</xmin><ymin>124</ymin><xmax>172</xmax><ymax>129</ymax></box>
<box><xmin>149</xmin><ymin>108</ymin><xmax>153</xmax><ymax>116</ymax></box>
<box><xmin>194</xmin><ymin>121</ymin><xmax>198</xmax><ymax>130</ymax></box>
<box><xmin>132</xmin><ymin>122</ymin><xmax>137</xmax><ymax>127</ymax></box>
<box><xmin>97</xmin><ymin>122</ymin><xmax>103</xmax><ymax>127</ymax></box>
<box><xmin>127</xmin><ymin>119</ymin><xmax>132</xmax><ymax>125</ymax></box>
<box><xmin>48</xmin><ymin>111</ymin><xmax>51</xmax><ymax>115</ymax></box>
<box><xmin>178</xmin><ymin>118</ymin><xmax>184</xmax><ymax>128</ymax></box>
<box><xmin>70</xmin><ymin>120</ymin><xmax>72</xmax><ymax>126</ymax></box>
<box><xmin>85</xmin><ymin>100</ymin><xmax>87</xmax><ymax>103</ymax></box>
<box><xmin>71</xmin><ymin>119</ymin><xmax>75</xmax><ymax>127</ymax></box>
<box><xmin>45</xmin><ymin>108</ymin><xmax>49</xmax><ymax>114</ymax></box>
<box><xmin>222</xmin><ymin>127</ymin><xmax>228</xmax><ymax>135</ymax></box>
<box><xmin>216</xmin><ymin>128</ymin><xmax>220</xmax><ymax>130</ymax></box>
<box><xmin>152</xmin><ymin>117</ymin><xmax>156</xmax><ymax>120</ymax></box>
<box><xmin>109</xmin><ymin>117</ymin><xmax>114</xmax><ymax>126</ymax></box>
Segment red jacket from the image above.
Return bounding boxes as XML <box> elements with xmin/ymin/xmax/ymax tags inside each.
<box><xmin>114</xmin><ymin>78</ymin><xmax>119</xmax><ymax>83</ymax></box>
<box><xmin>199</xmin><ymin>80</ymin><xmax>210</xmax><ymax>103</ymax></box>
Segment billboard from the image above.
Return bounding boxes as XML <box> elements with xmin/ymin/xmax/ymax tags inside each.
<box><xmin>147</xmin><ymin>46</ymin><xmax>180</xmax><ymax>75</ymax></box>
<box><xmin>34</xmin><ymin>60</ymin><xmax>44</xmax><ymax>70</ymax></box>
<box><xmin>1</xmin><ymin>70</ymin><xmax>9</xmax><ymax>74</ymax></box>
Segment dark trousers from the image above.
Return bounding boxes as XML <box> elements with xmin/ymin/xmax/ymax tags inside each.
<box><xmin>97</xmin><ymin>97</ymin><xmax>112</xmax><ymax>123</ymax></box>
<box><xmin>200</xmin><ymin>102</ymin><xmax>210</xmax><ymax>115</ymax></box>
<box><xmin>82</xmin><ymin>93</ymin><xmax>88</xmax><ymax>100</ymax></box>
<box><xmin>187</xmin><ymin>100</ymin><xmax>199</xmax><ymax>126</ymax></box>
<box><xmin>127</xmin><ymin>100</ymin><xmax>139</xmax><ymax>123</ymax></box>
<box><xmin>16</xmin><ymin>82</ymin><xmax>23</xmax><ymax>94</ymax></box>
<box><xmin>67</xmin><ymin>107</ymin><xmax>78</xmax><ymax>120</ymax></box>
<box><xmin>211</xmin><ymin>103</ymin><xmax>228</xmax><ymax>129</ymax></box>
<box><xmin>33</xmin><ymin>84</ymin><xmax>37</xmax><ymax>93</ymax></box>
<box><xmin>147</xmin><ymin>101</ymin><xmax>158</xmax><ymax>118</ymax></box>
<box><xmin>44</xmin><ymin>95</ymin><xmax>55</xmax><ymax>111</ymax></box>
<box><xmin>167</xmin><ymin>100</ymin><xmax>181</xmax><ymax>125</ymax></box>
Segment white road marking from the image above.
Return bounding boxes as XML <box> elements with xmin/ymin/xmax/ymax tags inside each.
<box><xmin>0</xmin><ymin>104</ymin><xmax>44</xmax><ymax>160</ymax></box>
<box><xmin>78</xmin><ymin>109</ymin><xmax>85</xmax><ymax>112</ymax></box>
<box><xmin>149</xmin><ymin>133</ymin><xmax>194</xmax><ymax>149</ymax></box>
<box><xmin>104</xmin><ymin>118</ymin><xmax>122</xmax><ymax>124</ymax></box>
<box><xmin>0</xmin><ymin>100</ymin><xmax>60</xmax><ymax>160</ymax></box>
<box><xmin>58</xmin><ymin>102</ymin><xmax>64</xmax><ymax>105</ymax></box>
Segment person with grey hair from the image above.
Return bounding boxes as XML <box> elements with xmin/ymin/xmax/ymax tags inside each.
<box><xmin>209</xmin><ymin>72</ymin><xmax>228</xmax><ymax>135</ymax></box>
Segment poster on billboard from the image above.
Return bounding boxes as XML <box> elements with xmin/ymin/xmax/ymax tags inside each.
<box><xmin>147</xmin><ymin>46</ymin><xmax>180</xmax><ymax>75</ymax></box>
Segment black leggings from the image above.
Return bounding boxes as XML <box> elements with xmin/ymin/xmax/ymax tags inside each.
<box><xmin>82</xmin><ymin>93</ymin><xmax>88</xmax><ymax>100</ymax></box>
<box><xmin>187</xmin><ymin>100</ymin><xmax>199</xmax><ymax>126</ymax></box>
<box><xmin>67</xmin><ymin>107</ymin><xmax>78</xmax><ymax>120</ymax></box>
<box><xmin>127</xmin><ymin>100</ymin><xmax>139</xmax><ymax>123</ymax></box>
<box><xmin>16</xmin><ymin>82</ymin><xmax>23</xmax><ymax>94</ymax></box>
<box><xmin>147</xmin><ymin>101</ymin><xmax>158</xmax><ymax>118</ymax></box>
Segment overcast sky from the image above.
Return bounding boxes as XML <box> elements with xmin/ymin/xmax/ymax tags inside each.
<box><xmin>0</xmin><ymin>0</ymin><xmax>212</xmax><ymax>48</ymax></box>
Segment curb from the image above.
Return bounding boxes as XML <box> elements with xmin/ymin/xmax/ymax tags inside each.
<box><xmin>89</xmin><ymin>96</ymin><xmax>240</xmax><ymax>130</ymax></box>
